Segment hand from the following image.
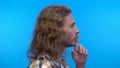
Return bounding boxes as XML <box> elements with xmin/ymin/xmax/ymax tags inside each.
<box><xmin>71</xmin><ymin>37</ymin><xmax>88</xmax><ymax>64</ymax></box>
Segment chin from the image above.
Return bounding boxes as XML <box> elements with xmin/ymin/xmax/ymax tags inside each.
<box><xmin>65</xmin><ymin>40</ymin><xmax>76</xmax><ymax>47</ymax></box>
<box><xmin>65</xmin><ymin>45</ymin><xmax>74</xmax><ymax>47</ymax></box>
<box><xmin>65</xmin><ymin>43</ymin><xmax>76</xmax><ymax>47</ymax></box>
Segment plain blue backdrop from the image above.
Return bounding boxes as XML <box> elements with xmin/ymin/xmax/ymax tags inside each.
<box><xmin>0</xmin><ymin>0</ymin><xmax>120</xmax><ymax>68</ymax></box>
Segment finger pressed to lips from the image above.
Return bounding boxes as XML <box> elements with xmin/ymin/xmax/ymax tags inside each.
<box><xmin>74</xmin><ymin>36</ymin><xmax>79</xmax><ymax>47</ymax></box>
<box><xmin>79</xmin><ymin>44</ymin><xmax>82</xmax><ymax>53</ymax></box>
<box><xmin>74</xmin><ymin>44</ymin><xmax>88</xmax><ymax>56</ymax></box>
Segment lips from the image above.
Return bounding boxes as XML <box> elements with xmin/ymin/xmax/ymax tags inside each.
<box><xmin>74</xmin><ymin>35</ymin><xmax>79</xmax><ymax>43</ymax></box>
<box><xmin>75</xmin><ymin>35</ymin><xmax>79</xmax><ymax>41</ymax></box>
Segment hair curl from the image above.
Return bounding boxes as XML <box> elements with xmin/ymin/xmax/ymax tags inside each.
<box><xmin>27</xmin><ymin>5</ymin><xmax>71</xmax><ymax>61</ymax></box>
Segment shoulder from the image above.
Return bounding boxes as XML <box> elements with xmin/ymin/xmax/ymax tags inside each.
<box><xmin>28</xmin><ymin>55</ymin><xmax>51</xmax><ymax>68</ymax></box>
<box><xmin>28</xmin><ymin>54</ymin><xmax>69</xmax><ymax>68</ymax></box>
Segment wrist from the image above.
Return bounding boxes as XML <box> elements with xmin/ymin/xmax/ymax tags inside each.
<box><xmin>76</xmin><ymin>63</ymin><xmax>85</xmax><ymax>65</ymax></box>
<box><xmin>76</xmin><ymin>62</ymin><xmax>86</xmax><ymax>65</ymax></box>
<box><xmin>76</xmin><ymin>63</ymin><xmax>85</xmax><ymax>68</ymax></box>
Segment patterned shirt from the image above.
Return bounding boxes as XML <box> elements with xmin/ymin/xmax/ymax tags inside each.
<box><xmin>28</xmin><ymin>54</ymin><xmax>69</xmax><ymax>68</ymax></box>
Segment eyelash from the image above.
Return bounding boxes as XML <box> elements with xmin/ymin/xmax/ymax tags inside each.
<box><xmin>71</xmin><ymin>24</ymin><xmax>75</xmax><ymax>27</ymax></box>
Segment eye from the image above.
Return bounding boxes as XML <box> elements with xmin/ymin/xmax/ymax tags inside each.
<box><xmin>71</xmin><ymin>23</ymin><xmax>75</xmax><ymax>28</ymax></box>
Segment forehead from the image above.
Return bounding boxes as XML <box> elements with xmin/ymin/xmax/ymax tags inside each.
<box><xmin>64</xmin><ymin>14</ymin><xmax>74</xmax><ymax>25</ymax></box>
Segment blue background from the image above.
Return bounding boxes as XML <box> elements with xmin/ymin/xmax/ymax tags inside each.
<box><xmin>0</xmin><ymin>0</ymin><xmax>120</xmax><ymax>68</ymax></box>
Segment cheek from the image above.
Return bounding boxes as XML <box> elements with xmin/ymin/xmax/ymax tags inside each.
<box><xmin>67</xmin><ymin>31</ymin><xmax>75</xmax><ymax>42</ymax></box>
<box><xmin>63</xmin><ymin>28</ymin><xmax>75</xmax><ymax>43</ymax></box>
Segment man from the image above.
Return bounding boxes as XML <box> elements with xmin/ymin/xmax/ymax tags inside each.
<box><xmin>27</xmin><ymin>5</ymin><xmax>88</xmax><ymax>68</ymax></box>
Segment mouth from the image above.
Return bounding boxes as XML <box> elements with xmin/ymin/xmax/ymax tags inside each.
<box><xmin>74</xmin><ymin>35</ymin><xmax>79</xmax><ymax>44</ymax></box>
<box><xmin>66</xmin><ymin>35</ymin><xmax>79</xmax><ymax>47</ymax></box>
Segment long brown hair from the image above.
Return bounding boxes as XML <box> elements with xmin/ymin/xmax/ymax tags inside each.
<box><xmin>27</xmin><ymin>5</ymin><xmax>71</xmax><ymax>61</ymax></box>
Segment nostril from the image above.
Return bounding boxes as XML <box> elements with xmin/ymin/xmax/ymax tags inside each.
<box><xmin>76</xmin><ymin>32</ymin><xmax>79</xmax><ymax>35</ymax></box>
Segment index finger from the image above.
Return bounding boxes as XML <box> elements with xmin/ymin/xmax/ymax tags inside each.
<box><xmin>75</xmin><ymin>36</ymin><xmax>79</xmax><ymax>48</ymax></box>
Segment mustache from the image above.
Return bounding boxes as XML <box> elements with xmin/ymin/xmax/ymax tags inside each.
<box><xmin>75</xmin><ymin>35</ymin><xmax>79</xmax><ymax>40</ymax></box>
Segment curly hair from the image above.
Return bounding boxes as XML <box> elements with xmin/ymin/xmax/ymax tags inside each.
<box><xmin>27</xmin><ymin>5</ymin><xmax>71</xmax><ymax>61</ymax></box>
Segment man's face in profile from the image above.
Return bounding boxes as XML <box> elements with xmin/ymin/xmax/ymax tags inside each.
<box><xmin>62</xmin><ymin>14</ymin><xmax>79</xmax><ymax>47</ymax></box>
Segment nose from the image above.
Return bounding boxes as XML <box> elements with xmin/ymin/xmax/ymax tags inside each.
<box><xmin>75</xmin><ymin>26</ymin><xmax>79</xmax><ymax>35</ymax></box>
<box><xmin>76</xmin><ymin>31</ymin><xmax>79</xmax><ymax>35</ymax></box>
